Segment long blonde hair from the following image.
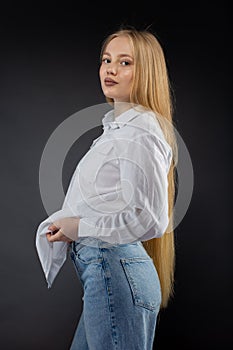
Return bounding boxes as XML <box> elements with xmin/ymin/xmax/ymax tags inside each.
<box><xmin>100</xmin><ymin>28</ymin><xmax>178</xmax><ymax>308</ymax></box>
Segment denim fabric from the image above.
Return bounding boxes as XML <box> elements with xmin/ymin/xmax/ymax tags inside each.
<box><xmin>69</xmin><ymin>238</ymin><xmax>161</xmax><ymax>350</ymax></box>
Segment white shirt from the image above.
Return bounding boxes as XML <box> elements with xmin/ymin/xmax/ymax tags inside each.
<box><xmin>35</xmin><ymin>106</ymin><xmax>172</xmax><ymax>287</ymax></box>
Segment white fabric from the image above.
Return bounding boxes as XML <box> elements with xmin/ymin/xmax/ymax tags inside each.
<box><xmin>35</xmin><ymin>107</ymin><xmax>172</xmax><ymax>287</ymax></box>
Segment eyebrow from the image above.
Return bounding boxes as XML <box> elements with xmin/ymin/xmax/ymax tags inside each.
<box><xmin>102</xmin><ymin>51</ymin><xmax>133</xmax><ymax>59</ymax></box>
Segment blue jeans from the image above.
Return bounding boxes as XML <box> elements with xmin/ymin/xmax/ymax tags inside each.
<box><xmin>69</xmin><ymin>238</ymin><xmax>161</xmax><ymax>350</ymax></box>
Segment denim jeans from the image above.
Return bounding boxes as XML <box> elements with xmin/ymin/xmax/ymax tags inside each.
<box><xmin>69</xmin><ymin>238</ymin><xmax>161</xmax><ymax>350</ymax></box>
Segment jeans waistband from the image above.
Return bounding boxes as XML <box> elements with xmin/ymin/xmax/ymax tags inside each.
<box><xmin>72</xmin><ymin>237</ymin><xmax>142</xmax><ymax>253</ymax></box>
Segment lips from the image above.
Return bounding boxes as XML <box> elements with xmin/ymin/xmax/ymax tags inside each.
<box><xmin>104</xmin><ymin>78</ymin><xmax>118</xmax><ymax>86</ymax></box>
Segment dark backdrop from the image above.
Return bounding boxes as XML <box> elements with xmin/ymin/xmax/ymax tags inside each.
<box><xmin>0</xmin><ymin>2</ymin><xmax>231</xmax><ymax>349</ymax></box>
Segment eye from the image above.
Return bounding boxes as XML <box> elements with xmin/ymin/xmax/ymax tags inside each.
<box><xmin>102</xmin><ymin>58</ymin><xmax>110</xmax><ymax>64</ymax></box>
<box><xmin>121</xmin><ymin>61</ymin><xmax>130</xmax><ymax>66</ymax></box>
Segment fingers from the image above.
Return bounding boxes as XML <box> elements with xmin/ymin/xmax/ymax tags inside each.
<box><xmin>46</xmin><ymin>230</ymin><xmax>72</xmax><ymax>243</ymax></box>
<box><xmin>46</xmin><ymin>230</ymin><xmax>63</xmax><ymax>242</ymax></box>
<box><xmin>48</xmin><ymin>224</ymin><xmax>59</xmax><ymax>232</ymax></box>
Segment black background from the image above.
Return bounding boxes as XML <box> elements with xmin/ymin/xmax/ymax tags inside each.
<box><xmin>0</xmin><ymin>1</ymin><xmax>232</xmax><ymax>349</ymax></box>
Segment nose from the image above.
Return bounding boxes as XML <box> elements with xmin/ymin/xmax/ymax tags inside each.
<box><xmin>106</xmin><ymin>63</ymin><xmax>117</xmax><ymax>75</ymax></box>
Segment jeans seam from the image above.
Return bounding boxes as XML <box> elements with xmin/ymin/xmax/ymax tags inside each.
<box><xmin>101</xmin><ymin>252</ymin><xmax>118</xmax><ymax>350</ymax></box>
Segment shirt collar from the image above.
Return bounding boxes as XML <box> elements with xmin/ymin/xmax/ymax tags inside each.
<box><xmin>102</xmin><ymin>107</ymin><xmax>140</xmax><ymax>130</ymax></box>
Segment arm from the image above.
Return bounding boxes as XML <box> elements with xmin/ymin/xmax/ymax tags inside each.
<box><xmin>78</xmin><ymin>134</ymin><xmax>172</xmax><ymax>245</ymax></box>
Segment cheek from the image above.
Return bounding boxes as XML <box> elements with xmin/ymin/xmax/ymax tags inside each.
<box><xmin>99</xmin><ymin>66</ymin><xmax>104</xmax><ymax>80</ymax></box>
<box><xmin>123</xmin><ymin>70</ymin><xmax>133</xmax><ymax>88</ymax></box>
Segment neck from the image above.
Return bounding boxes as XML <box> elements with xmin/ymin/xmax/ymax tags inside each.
<box><xmin>113</xmin><ymin>101</ymin><xmax>133</xmax><ymax>118</ymax></box>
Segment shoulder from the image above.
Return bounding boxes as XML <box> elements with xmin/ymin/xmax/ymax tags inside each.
<box><xmin>130</xmin><ymin>110</ymin><xmax>165</xmax><ymax>138</ymax></box>
<box><xmin>130</xmin><ymin>110</ymin><xmax>172</xmax><ymax>150</ymax></box>
<box><xmin>130</xmin><ymin>111</ymin><xmax>173</xmax><ymax>172</ymax></box>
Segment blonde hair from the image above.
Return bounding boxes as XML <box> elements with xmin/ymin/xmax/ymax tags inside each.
<box><xmin>100</xmin><ymin>28</ymin><xmax>178</xmax><ymax>308</ymax></box>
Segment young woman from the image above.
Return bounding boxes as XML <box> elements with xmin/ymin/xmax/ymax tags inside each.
<box><xmin>36</xmin><ymin>27</ymin><xmax>178</xmax><ymax>350</ymax></box>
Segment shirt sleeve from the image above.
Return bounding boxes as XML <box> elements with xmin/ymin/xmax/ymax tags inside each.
<box><xmin>78</xmin><ymin>133</ymin><xmax>172</xmax><ymax>245</ymax></box>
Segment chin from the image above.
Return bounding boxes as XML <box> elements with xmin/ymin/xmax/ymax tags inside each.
<box><xmin>104</xmin><ymin>93</ymin><xmax>115</xmax><ymax>100</ymax></box>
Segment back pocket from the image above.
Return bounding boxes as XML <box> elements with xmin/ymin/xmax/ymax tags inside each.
<box><xmin>120</xmin><ymin>257</ymin><xmax>161</xmax><ymax>312</ymax></box>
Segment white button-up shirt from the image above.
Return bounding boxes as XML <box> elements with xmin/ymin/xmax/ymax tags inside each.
<box><xmin>35</xmin><ymin>107</ymin><xmax>172</xmax><ymax>287</ymax></box>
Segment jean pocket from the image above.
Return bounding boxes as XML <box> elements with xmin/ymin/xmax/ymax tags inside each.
<box><xmin>120</xmin><ymin>257</ymin><xmax>161</xmax><ymax>312</ymax></box>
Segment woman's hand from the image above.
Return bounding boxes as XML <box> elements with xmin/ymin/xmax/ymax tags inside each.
<box><xmin>46</xmin><ymin>217</ymin><xmax>80</xmax><ymax>243</ymax></box>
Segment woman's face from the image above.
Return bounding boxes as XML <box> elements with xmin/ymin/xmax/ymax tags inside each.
<box><xmin>99</xmin><ymin>35</ymin><xmax>134</xmax><ymax>103</ymax></box>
